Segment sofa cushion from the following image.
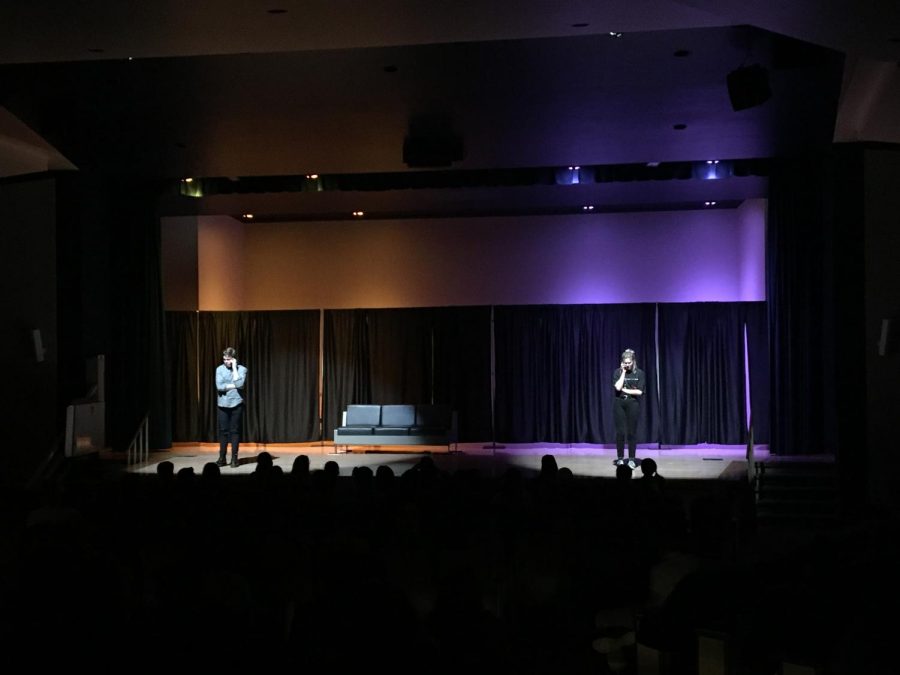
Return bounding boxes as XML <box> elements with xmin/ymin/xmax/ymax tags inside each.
<box><xmin>381</xmin><ymin>404</ymin><xmax>416</xmax><ymax>427</ymax></box>
<box><xmin>345</xmin><ymin>404</ymin><xmax>381</xmax><ymax>426</ymax></box>
<box><xmin>336</xmin><ymin>426</ymin><xmax>374</xmax><ymax>435</ymax></box>
<box><xmin>374</xmin><ymin>427</ymin><xmax>411</xmax><ymax>435</ymax></box>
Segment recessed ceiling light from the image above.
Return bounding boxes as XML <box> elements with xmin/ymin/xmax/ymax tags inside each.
<box><xmin>243</xmin><ymin>213</ymin><xmax>254</xmax><ymax>219</ymax></box>
<box><xmin>182</xmin><ymin>177</ymin><xmax>193</xmax><ymax>183</ymax></box>
<box><xmin>87</xmin><ymin>48</ymin><xmax>105</xmax><ymax>53</ymax></box>
<box><xmin>571</xmin><ymin>23</ymin><xmax>589</xmax><ymax>28</ymax></box>
<box><xmin>383</xmin><ymin>65</ymin><xmax>398</xmax><ymax>73</ymax></box>
<box><xmin>352</xmin><ymin>211</ymin><xmax>365</xmax><ymax>217</ymax></box>
<box><xmin>609</xmin><ymin>31</ymin><xmax>623</xmax><ymax>38</ymax></box>
<box><xmin>267</xmin><ymin>8</ymin><xmax>287</xmax><ymax>14</ymax></box>
<box><xmin>673</xmin><ymin>49</ymin><xmax>691</xmax><ymax>58</ymax></box>
<box><xmin>673</xmin><ymin>123</ymin><xmax>687</xmax><ymax>130</ymax></box>
<box><xmin>306</xmin><ymin>174</ymin><xmax>319</xmax><ymax>180</ymax></box>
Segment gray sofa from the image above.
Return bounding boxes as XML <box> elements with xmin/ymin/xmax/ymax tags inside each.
<box><xmin>333</xmin><ymin>403</ymin><xmax>458</xmax><ymax>452</ymax></box>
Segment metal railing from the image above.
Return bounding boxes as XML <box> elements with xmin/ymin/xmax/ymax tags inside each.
<box><xmin>126</xmin><ymin>414</ymin><xmax>149</xmax><ymax>467</ymax></box>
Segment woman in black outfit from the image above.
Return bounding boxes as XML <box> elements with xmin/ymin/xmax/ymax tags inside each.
<box><xmin>613</xmin><ymin>348</ymin><xmax>645</xmax><ymax>468</ymax></box>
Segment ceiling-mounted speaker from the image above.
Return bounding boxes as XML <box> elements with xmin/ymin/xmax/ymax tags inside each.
<box><xmin>403</xmin><ymin>113</ymin><xmax>464</xmax><ymax>167</ymax></box>
<box><xmin>726</xmin><ymin>64</ymin><xmax>771</xmax><ymax>111</ymax></box>
<box><xmin>403</xmin><ymin>135</ymin><xmax>464</xmax><ymax>167</ymax></box>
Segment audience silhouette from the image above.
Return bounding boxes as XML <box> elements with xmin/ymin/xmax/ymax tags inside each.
<box><xmin>4</xmin><ymin>450</ymin><xmax>873</xmax><ymax>674</ymax></box>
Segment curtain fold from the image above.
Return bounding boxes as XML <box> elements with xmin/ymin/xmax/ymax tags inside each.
<box><xmin>257</xmin><ymin>311</ymin><xmax>320</xmax><ymax>442</ymax></box>
<box><xmin>195</xmin><ymin>311</ymin><xmax>319</xmax><ymax>442</ymax></box>
<box><xmin>167</xmin><ymin>301</ymin><xmax>765</xmax><ymax>446</ymax></box>
<box><xmin>766</xmin><ymin>157</ymin><xmax>829</xmax><ymax>454</ymax></box>
<box><xmin>493</xmin><ymin>304</ymin><xmax>657</xmax><ymax>443</ymax></box>
<box><xmin>323</xmin><ymin>310</ymin><xmax>371</xmax><ymax>440</ymax></box>
<box><xmin>432</xmin><ymin>306</ymin><xmax>493</xmax><ymax>442</ymax></box>
<box><xmin>166</xmin><ymin>311</ymin><xmax>199</xmax><ymax>441</ymax></box>
<box><xmin>367</xmin><ymin>308</ymin><xmax>434</xmax><ymax>404</ymax></box>
<box><xmin>657</xmin><ymin>303</ymin><xmax>748</xmax><ymax>445</ymax></box>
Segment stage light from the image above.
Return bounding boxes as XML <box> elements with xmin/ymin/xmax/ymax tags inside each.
<box><xmin>555</xmin><ymin>166</ymin><xmax>594</xmax><ymax>185</ymax></box>
<box><xmin>696</xmin><ymin>160</ymin><xmax>731</xmax><ymax>180</ymax></box>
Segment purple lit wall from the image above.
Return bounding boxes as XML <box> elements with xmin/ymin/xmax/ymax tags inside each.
<box><xmin>162</xmin><ymin>202</ymin><xmax>766</xmax><ymax>310</ymax></box>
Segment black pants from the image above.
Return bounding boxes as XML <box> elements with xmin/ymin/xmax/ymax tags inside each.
<box><xmin>218</xmin><ymin>404</ymin><xmax>243</xmax><ymax>460</ymax></box>
<box><xmin>613</xmin><ymin>397</ymin><xmax>640</xmax><ymax>459</ymax></box>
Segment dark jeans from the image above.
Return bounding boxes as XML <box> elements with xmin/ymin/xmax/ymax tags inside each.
<box><xmin>218</xmin><ymin>404</ymin><xmax>243</xmax><ymax>460</ymax></box>
<box><xmin>613</xmin><ymin>396</ymin><xmax>640</xmax><ymax>459</ymax></box>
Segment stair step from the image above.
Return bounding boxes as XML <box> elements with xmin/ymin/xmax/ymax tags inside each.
<box><xmin>757</xmin><ymin>485</ymin><xmax>839</xmax><ymax>498</ymax></box>
<box><xmin>756</xmin><ymin>502</ymin><xmax>839</xmax><ymax>517</ymax></box>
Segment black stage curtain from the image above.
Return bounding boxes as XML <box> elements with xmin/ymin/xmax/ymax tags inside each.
<box><xmin>432</xmin><ymin>306</ymin><xmax>493</xmax><ymax>442</ymax></box>
<box><xmin>323</xmin><ymin>307</ymin><xmax>493</xmax><ymax>441</ymax></box>
<box><xmin>323</xmin><ymin>310</ymin><xmax>372</xmax><ymax>441</ymax></box>
<box><xmin>105</xmin><ymin>180</ymin><xmax>171</xmax><ymax>451</ymax></box>
<box><xmin>493</xmin><ymin>304</ymin><xmax>658</xmax><ymax>444</ymax></box>
<box><xmin>258</xmin><ymin>311</ymin><xmax>320</xmax><ymax>442</ymax></box>
<box><xmin>367</xmin><ymin>308</ymin><xmax>434</xmax><ymax>404</ymax></box>
<box><xmin>657</xmin><ymin>303</ymin><xmax>749</xmax><ymax>445</ymax></box>
<box><xmin>766</xmin><ymin>158</ymin><xmax>829</xmax><ymax>454</ymax></box>
<box><xmin>195</xmin><ymin>311</ymin><xmax>319</xmax><ymax>443</ymax></box>
<box><xmin>166</xmin><ymin>311</ymin><xmax>199</xmax><ymax>441</ymax></box>
<box><xmin>170</xmin><ymin>302</ymin><xmax>764</xmax><ymax>446</ymax></box>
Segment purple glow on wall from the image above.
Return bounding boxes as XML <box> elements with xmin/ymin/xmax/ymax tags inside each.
<box><xmin>189</xmin><ymin>204</ymin><xmax>767</xmax><ymax>310</ymax></box>
<box><xmin>549</xmin><ymin>206</ymin><xmax>766</xmax><ymax>305</ymax></box>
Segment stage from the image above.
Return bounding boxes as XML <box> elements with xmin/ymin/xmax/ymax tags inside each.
<box><xmin>122</xmin><ymin>441</ymin><xmax>774</xmax><ymax>481</ymax></box>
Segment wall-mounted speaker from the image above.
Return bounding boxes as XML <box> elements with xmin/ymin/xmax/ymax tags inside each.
<box><xmin>726</xmin><ymin>64</ymin><xmax>772</xmax><ymax>111</ymax></box>
<box><xmin>878</xmin><ymin>318</ymin><xmax>892</xmax><ymax>356</ymax></box>
<box><xmin>32</xmin><ymin>328</ymin><xmax>45</xmax><ymax>363</ymax></box>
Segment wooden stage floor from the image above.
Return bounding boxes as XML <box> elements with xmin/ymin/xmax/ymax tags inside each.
<box><xmin>120</xmin><ymin>441</ymin><xmax>778</xmax><ymax>481</ymax></box>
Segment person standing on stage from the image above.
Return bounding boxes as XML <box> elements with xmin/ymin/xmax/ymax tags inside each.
<box><xmin>216</xmin><ymin>347</ymin><xmax>247</xmax><ymax>468</ymax></box>
<box><xmin>613</xmin><ymin>348</ymin><xmax>645</xmax><ymax>468</ymax></box>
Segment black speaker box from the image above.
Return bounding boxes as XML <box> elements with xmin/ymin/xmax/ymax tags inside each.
<box><xmin>403</xmin><ymin>134</ymin><xmax>464</xmax><ymax>167</ymax></box>
<box><xmin>726</xmin><ymin>64</ymin><xmax>771</xmax><ymax>111</ymax></box>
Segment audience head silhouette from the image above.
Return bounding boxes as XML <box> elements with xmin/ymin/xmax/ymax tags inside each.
<box><xmin>291</xmin><ymin>454</ymin><xmax>310</xmax><ymax>476</ymax></box>
<box><xmin>640</xmin><ymin>458</ymin><xmax>658</xmax><ymax>477</ymax></box>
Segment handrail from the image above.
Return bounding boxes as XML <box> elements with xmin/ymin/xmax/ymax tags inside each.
<box><xmin>126</xmin><ymin>414</ymin><xmax>150</xmax><ymax>467</ymax></box>
<box><xmin>25</xmin><ymin>431</ymin><xmax>66</xmax><ymax>491</ymax></box>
